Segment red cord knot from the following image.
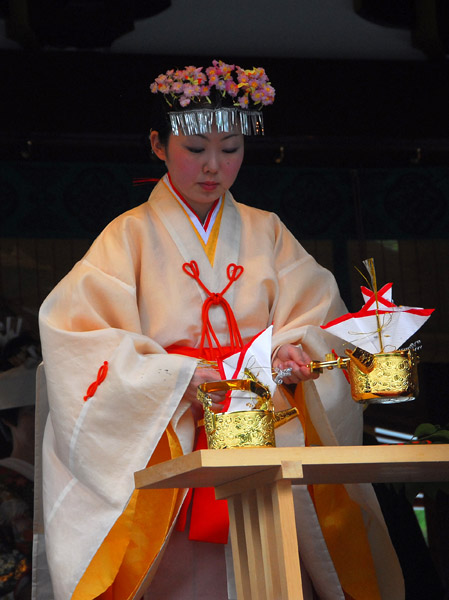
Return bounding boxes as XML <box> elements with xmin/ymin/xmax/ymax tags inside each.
<box><xmin>83</xmin><ymin>361</ymin><xmax>109</xmax><ymax>402</ymax></box>
<box><xmin>182</xmin><ymin>261</ymin><xmax>200</xmax><ymax>280</ymax></box>
<box><xmin>227</xmin><ymin>263</ymin><xmax>243</xmax><ymax>282</ymax></box>
<box><xmin>182</xmin><ymin>260</ymin><xmax>244</xmax><ymax>357</ymax></box>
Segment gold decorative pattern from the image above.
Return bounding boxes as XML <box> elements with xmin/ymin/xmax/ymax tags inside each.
<box><xmin>349</xmin><ymin>349</ymin><xmax>419</xmax><ymax>404</ymax></box>
<box><xmin>197</xmin><ymin>379</ymin><xmax>298</xmax><ymax>449</ymax></box>
<box><xmin>204</xmin><ymin>410</ymin><xmax>276</xmax><ymax>449</ymax></box>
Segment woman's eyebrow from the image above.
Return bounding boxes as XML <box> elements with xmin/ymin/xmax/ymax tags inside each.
<box><xmin>194</xmin><ymin>133</ymin><xmax>240</xmax><ymax>141</ymax></box>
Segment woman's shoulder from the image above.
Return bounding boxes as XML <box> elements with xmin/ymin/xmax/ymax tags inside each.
<box><xmin>229</xmin><ymin>194</ymin><xmax>283</xmax><ymax>225</ymax></box>
<box><xmin>101</xmin><ymin>200</ymin><xmax>151</xmax><ymax>236</ymax></box>
<box><xmin>229</xmin><ymin>194</ymin><xmax>295</xmax><ymax>246</ymax></box>
<box><xmin>99</xmin><ymin>180</ymin><xmax>172</xmax><ymax>240</ymax></box>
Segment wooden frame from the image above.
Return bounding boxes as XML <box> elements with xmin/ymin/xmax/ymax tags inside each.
<box><xmin>135</xmin><ymin>445</ymin><xmax>449</xmax><ymax>600</ymax></box>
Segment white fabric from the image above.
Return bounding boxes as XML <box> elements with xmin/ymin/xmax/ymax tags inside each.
<box><xmin>164</xmin><ymin>173</ymin><xmax>223</xmax><ymax>243</ymax></box>
<box><xmin>34</xmin><ymin>179</ymin><xmax>404</xmax><ymax>599</ymax></box>
<box><xmin>32</xmin><ymin>365</ymin><xmax>54</xmax><ymax>600</ymax></box>
<box><xmin>220</xmin><ymin>325</ymin><xmax>277</xmax><ymax>410</ymax></box>
<box><xmin>323</xmin><ymin>282</ymin><xmax>434</xmax><ymax>353</ymax></box>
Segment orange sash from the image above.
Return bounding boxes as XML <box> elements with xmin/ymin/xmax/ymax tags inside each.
<box><xmin>73</xmin><ymin>424</ymin><xmax>183</xmax><ymax>600</ymax></box>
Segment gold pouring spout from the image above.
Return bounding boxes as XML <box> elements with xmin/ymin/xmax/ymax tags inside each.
<box><xmin>273</xmin><ymin>407</ymin><xmax>300</xmax><ymax>428</ymax></box>
<box><xmin>308</xmin><ymin>347</ymin><xmax>375</xmax><ymax>374</ymax></box>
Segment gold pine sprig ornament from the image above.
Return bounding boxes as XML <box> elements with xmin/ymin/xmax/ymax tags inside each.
<box><xmin>361</xmin><ymin>258</ymin><xmax>385</xmax><ymax>352</ymax></box>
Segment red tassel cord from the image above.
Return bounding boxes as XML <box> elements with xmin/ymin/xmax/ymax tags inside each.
<box><xmin>83</xmin><ymin>361</ymin><xmax>109</xmax><ymax>401</ymax></box>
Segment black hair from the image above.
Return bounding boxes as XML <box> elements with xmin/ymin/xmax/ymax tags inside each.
<box><xmin>149</xmin><ymin>94</ymin><xmax>172</xmax><ymax>147</ymax></box>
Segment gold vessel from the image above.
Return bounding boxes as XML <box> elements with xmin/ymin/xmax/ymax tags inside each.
<box><xmin>309</xmin><ymin>348</ymin><xmax>419</xmax><ymax>404</ymax></box>
<box><xmin>197</xmin><ymin>379</ymin><xmax>298</xmax><ymax>449</ymax></box>
<box><xmin>349</xmin><ymin>349</ymin><xmax>419</xmax><ymax>403</ymax></box>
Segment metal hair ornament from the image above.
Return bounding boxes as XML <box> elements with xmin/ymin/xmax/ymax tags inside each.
<box><xmin>150</xmin><ymin>60</ymin><xmax>275</xmax><ymax>136</ymax></box>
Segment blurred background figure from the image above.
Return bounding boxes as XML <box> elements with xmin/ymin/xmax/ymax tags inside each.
<box><xmin>0</xmin><ymin>317</ymin><xmax>40</xmax><ymax>600</ymax></box>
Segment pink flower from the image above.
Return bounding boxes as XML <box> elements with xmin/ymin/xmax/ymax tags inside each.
<box><xmin>251</xmin><ymin>90</ymin><xmax>263</xmax><ymax>103</ymax></box>
<box><xmin>217</xmin><ymin>60</ymin><xmax>235</xmax><ymax>78</ymax></box>
<box><xmin>237</xmin><ymin>71</ymin><xmax>250</xmax><ymax>85</ymax></box>
<box><xmin>225</xmin><ymin>80</ymin><xmax>239</xmax><ymax>97</ymax></box>
<box><xmin>150</xmin><ymin>61</ymin><xmax>275</xmax><ymax>111</ymax></box>
<box><xmin>194</xmin><ymin>72</ymin><xmax>207</xmax><ymax>85</ymax></box>
<box><xmin>261</xmin><ymin>84</ymin><xmax>275</xmax><ymax>105</ymax></box>
<box><xmin>212</xmin><ymin>59</ymin><xmax>223</xmax><ymax>75</ymax></box>
<box><xmin>182</xmin><ymin>83</ymin><xmax>198</xmax><ymax>98</ymax></box>
<box><xmin>261</xmin><ymin>94</ymin><xmax>275</xmax><ymax>106</ymax></box>
<box><xmin>208</xmin><ymin>71</ymin><xmax>219</xmax><ymax>85</ymax></box>
<box><xmin>171</xmin><ymin>81</ymin><xmax>183</xmax><ymax>94</ymax></box>
<box><xmin>253</xmin><ymin>68</ymin><xmax>268</xmax><ymax>82</ymax></box>
<box><xmin>158</xmin><ymin>82</ymin><xmax>170</xmax><ymax>94</ymax></box>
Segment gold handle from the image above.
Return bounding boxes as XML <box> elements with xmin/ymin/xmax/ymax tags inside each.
<box><xmin>308</xmin><ymin>354</ymin><xmax>350</xmax><ymax>373</ymax></box>
<box><xmin>197</xmin><ymin>379</ymin><xmax>271</xmax><ymax>406</ymax></box>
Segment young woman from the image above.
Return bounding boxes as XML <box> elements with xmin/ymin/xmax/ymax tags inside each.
<box><xmin>36</xmin><ymin>61</ymin><xmax>404</xmax><ymax>599</ymax></box>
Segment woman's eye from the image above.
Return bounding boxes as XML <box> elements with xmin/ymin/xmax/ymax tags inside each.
<box><xmin>223</xmin><ymin>147</ymin><xmax>239</xmax><ymax>154</ymax></box>
<box><xmin>186</xmin><ymin>147</ymin><xmax>204</xmax><ymax>154</ymax></box>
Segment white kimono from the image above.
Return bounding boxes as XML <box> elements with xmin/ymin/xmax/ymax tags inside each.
<box><xmin>35</xmin><ymin>178</ymin><xmax>404</xmax><ymax>600</ymax></box>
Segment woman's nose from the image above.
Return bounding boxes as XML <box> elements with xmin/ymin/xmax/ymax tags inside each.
<box><xmin>203</xmin><ymin>152</ymin><xmax>219</xmax><ymax>173</ymax></box>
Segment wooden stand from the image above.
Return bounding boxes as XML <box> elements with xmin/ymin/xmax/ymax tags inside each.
<box><xmin>135</xmin><ymin>445</ymin><xmax>449</xmax><ymax>600</ymax></box>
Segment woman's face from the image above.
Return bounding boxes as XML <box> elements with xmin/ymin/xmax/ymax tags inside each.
<box><xmin>151</xmin><ymin>127</ymin><xmax>244</xmax><ymax>221</ymax></box>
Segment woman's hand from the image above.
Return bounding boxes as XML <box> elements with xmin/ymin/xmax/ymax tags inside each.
<box><xmin>183</xmin><ymin>366</ymin><xmax>226</xmax><ymax>420</ymax></box>
<box><xmin>272</xmin><ymin>344</ymin><xmax>319</xmax><ymax>384</ymax></box>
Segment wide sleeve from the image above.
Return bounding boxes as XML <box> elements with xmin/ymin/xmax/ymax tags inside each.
<box><xmin>39</xmin><ymin>224</ymin><xmax>197</xmax><ymax>493</ymax></box>
<box><xmin>268</xmin><ymin>217</ymin><xmax>363</xmax><ymax>446</ymax></box>
<box><xmin>38</xmin><ymin>213</ymin><xmax>197</xmax><ymax>599</ymax></box>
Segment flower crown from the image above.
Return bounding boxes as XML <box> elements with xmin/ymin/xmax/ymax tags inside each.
<box><xmin>150</xmin><ymin>60</ymin><xmax>275</xmax><ymax>136</ymax></box>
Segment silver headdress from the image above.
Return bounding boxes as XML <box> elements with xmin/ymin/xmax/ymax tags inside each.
<box><xmin>168</xmin><ymin>107</ymin><xmax>265</xmax><ymax>136</ymax></box>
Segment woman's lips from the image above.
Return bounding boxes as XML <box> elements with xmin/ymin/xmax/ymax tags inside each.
<box><xmin>199</xmin><ymin>181</ymin><xmax>219</xmax><ymax>192</ymax></box>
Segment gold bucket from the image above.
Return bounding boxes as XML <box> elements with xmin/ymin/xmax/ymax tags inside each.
<box><xmin>197</xmin><ymin>379</ymin><xmax>298</xmax><ymax>449</ymax></box>
<box><xmin>349</xmin><ymin>349</ymin><xmax>419</xmax><ymax>404</ymax></box>
<box><xmin>309</xmin><ymin>348</ymin><xmax>419</xmax><ymax>404</ymax></box>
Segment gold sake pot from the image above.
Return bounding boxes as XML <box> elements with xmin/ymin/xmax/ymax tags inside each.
<box><xmin>309</xmin><ymin>348</ymin><xmax>419</xmax><ymax>404</ymax></box>
<box><xmin>197</xmin><ymin>379</ymin><xmax>298</xmax><ymax>449</ymax></box>
<box><xmin>349</xmin><ymin>349</ymin><xmax>419</xmax><ymax>404</ymax></box>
